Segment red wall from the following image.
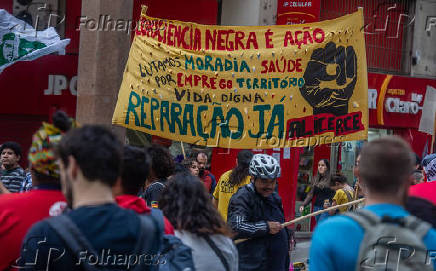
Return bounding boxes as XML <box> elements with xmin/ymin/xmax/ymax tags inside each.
<box><xmin>0</xmin><ymin>55</ymin><xmax>78</xmax><ymax>167</ymax></box>
<box><xmin>1</xmin><ymin>0</ymin><xmax>219</xmax><ymax>167</ymax></box>
<box><xmin>133</xmin><ymin>0</ymin><xmax>218</xmax><ymax>25</ymax></box>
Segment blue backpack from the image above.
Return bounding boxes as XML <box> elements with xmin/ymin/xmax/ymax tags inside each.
<box><xmin>150</xmin><ymin>209</ymin><xmax>196</xmax><ymax>271</ymax></box>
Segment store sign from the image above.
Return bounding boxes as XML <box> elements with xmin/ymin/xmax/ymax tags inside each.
<box><xmin>44</xmin><ymin>74</ymin><xmax>78</xmax><ymax>96</ymax></box>
<box><xmin>385</xmin><ymin>96</ymin><xmax>422</xmax><ymax>114</ymax></box>
<box><xmin>369</xmin><ymin>89</ymin><xmax>423</xmax><ymax>114</ymax></box>
<box><xmin>277</xmin><ymin>0</ymin><xmax>321</xmax><ymax>25</ymax></box>
<box><xmin>368</xmin><ymin>73</ymin><xmax>436</xmax><ymax>129</ymax></box>
<box><xmin>113</xmin><ymin>8</ymin><xmax>369</xmax><ymax>149</ymax></box>
<box><xmin>0</xmin><ymin>55</ymin><xmax>78</xmax><ymax>116</ymax></box>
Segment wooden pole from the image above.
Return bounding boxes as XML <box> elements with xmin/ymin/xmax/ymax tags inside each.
<box><xmin>180</xmin><ymin>141</ymin><xmax>186</xmax><ymax>159</ymax></box>
<box><xmin>352</xmin><ymin>181</ymin><xmax>360</xmax><ymax>211</ymax></box>
<box><xmin>234</xmin><ymin>198</ymin><xmax>365</xmax><ymax>245</ymax></box>
<box><xmin>282</xmin><ymin>198</ymin><xmax>365</xmax><ymax>227</ymax></box>
<box><xmin>431</xmin><ymin>111</ymin><xmax>436</xmax><ymax>153</ymax></box>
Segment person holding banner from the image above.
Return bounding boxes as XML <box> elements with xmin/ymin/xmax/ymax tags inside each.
<box><xmin>227</xmin><ymin>154</ymin><xmax>290</xmax><ymax>271</ymax></box>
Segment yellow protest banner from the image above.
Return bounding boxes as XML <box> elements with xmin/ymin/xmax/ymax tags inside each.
<box><xmin>112</xmin><ymin>7</ymin><xmax>368</xmax><ymax>149</ymax></box>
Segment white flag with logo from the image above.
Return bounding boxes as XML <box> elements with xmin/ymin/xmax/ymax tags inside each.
<box><xmin>0</xmin><ymin>9</ymin><xmax>70</xmax><ymax>73</ymax></box>
<box><xmin>419</xmin><ymin>85</ymin><xmax>436</xmax><ymax>136</ymax></box>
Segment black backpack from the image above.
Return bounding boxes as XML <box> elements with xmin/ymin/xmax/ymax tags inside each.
<box><xmin>149</xmin><ymin>209</ymin><xmax>196</xmax><ymax>271</ymax></box>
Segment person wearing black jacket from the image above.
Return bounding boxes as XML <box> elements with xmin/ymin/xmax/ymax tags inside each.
<box><xmin>227</xmin><ymin>154</ymin><xmax>290</xmax><ymax>271</ymax></box>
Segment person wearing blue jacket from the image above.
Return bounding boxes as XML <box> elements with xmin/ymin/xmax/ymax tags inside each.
<box><xmin>310</xmin><ymin>136</ymin><xmax>436</xmax><ymax>271</ymax></box>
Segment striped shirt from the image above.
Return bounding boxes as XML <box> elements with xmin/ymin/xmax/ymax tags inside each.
<box><xmin>1</xmin><ymin>167</ymin><xmax>26</xmax><ymax>193</ymax></box>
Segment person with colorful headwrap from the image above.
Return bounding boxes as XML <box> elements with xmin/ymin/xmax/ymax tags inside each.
<box><xmin>0</xmin><ymin>111</ymin><xmax>72</xmax><ymax>270</ymax></box>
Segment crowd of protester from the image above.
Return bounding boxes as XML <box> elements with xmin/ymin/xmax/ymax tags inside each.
<box><xmin>0</xmin><ymin>110</ymin><xmax>435</xmax><ymax>271</ymax></box>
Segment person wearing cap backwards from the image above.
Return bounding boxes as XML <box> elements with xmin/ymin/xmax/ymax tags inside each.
<box><xmin>0</xmin><ymin>111</ymin><xmax>71</xmax><ymax>270</ymax></box>
<box><xmin>227</xmin><ymin>154</ymin><xmax>290</xmax><ymax>271</ymax></box>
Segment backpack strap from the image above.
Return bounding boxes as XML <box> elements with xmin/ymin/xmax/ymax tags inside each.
<box><xmin>343</xmin><ymin>190</ymin><xmax>353</xmax><ymax>211</ymax></box>
<box><xmin>130</xmin><ymin>215</ymin><xmax>163</xmax><ymax>271</ymax></box>
<box><xmin>47</xmin><ymin>214</ymin><xmax>162</xmax><ymax>271</ymax></box>
<box><xmin>150</xmin><ymin>208</ymin><xmax>165</xmax><ymax>234</ymax></box>
<box><xmin>343</xmin><ymin>209</ymin><xmax>380</xmax><ymax>231</ymax></box>
<box><xmin>203</xmin><ymin>235</ymin><xmax>230</xmax><ymax>271</ymax></box>
<box><xmin>402</xmin><ymin>215</ymin><xmax>432</xmax><ymax>240</ymax></box>
<box><xmin>45</xmin><ymin>215</ymin><xmax>106</xmax><ymax>271</ymax></box>
<box><xmin>345</xmin><ymin>210</ymin><xmax>432</xmax><ymax>241</ymax></box>
<box><xmin>343</xmin><ymin>189</ymin><xmax>353</xmax><ymax>203</ymax></box>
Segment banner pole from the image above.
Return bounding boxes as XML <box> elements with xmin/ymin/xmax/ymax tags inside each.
<box><xmin>282</xmin><ymin>198</ymin><xmax>364</xmax><ymax>227</ymax></box>
<box><xmin>181</xmin><ymin>141</ymin><xmax>186</xmax><ymax>159</ymax></box>
<box><xmin>432</xmin><ymin>111</ymin><xmax>436</xmax><ymax>153</ymax></box>
<box><xmin>234</xmin><ymin>198</ymin><xmax>365</xmax><ymax>245</ymax></box>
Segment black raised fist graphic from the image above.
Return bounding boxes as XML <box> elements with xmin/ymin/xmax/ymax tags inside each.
<box><xmin>299</xmin><ymin>42</ymin><xmax>357</xmax><ymax>116</ymax></box>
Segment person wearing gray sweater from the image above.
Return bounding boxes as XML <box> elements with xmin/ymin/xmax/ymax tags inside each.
<box><xmin>159</xmin><ymin>172</ymin><xmax>238</xmax><ymax>271</ymax></box>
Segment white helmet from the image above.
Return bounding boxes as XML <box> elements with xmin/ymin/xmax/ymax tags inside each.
<box><xmin>249</xmin><ymin>154</ymin><xmax>281</xmax><ymax>179</ymax></box>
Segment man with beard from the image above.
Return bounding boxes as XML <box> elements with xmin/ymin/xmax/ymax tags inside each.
<box><xmin>228</xmin><ymin>154</ymin><xmax>290</xmax><ymax>271</ymax></box>
<box><xmin>0</xmin><ymin>111</ymin><xmax>69</xmax><ymax>269</ymax></box>
<box><xmin>0</xmin><ymin>141</ymin><xmax>26</xmax><ymax>193</ymax></box>
<box><xmin>18</xmin><ymin>125</ymin><xmax>162</xmax><ymax>271</ymax></box>
<box><xmin>191</xmin><ymin>151</ymin><xmax>216</xmax><ymax>194</ymax></box>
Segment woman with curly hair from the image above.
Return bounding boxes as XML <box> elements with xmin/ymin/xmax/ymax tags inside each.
<box><xmin>181</xmin><ymin>158</ymin><xmax>199</xmax><ymax>176</ymax></box>
<box><xmin>159</xmin><ymin>173</ymin><xmax>238</xmax><ymax>271</ymax></box>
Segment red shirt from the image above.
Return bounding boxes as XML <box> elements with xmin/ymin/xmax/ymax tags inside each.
<box><xmin>200</xmin><ymin>170</ymin><xmax>213</xmax><ymax>192</ymax></box>
<box><xmin>409</xmin><ymin>181</ymin><xmax>436</xmax><ymax>205</ymax></box>
<box><xmin>115</xmin><ymin>195</ymin><xmax>175</xmax><ymax>235</ymax></box>
<box><xmin>0</xmin><ymin>189</ymin><xmax>66</xmax><ymax>270</ymax></box>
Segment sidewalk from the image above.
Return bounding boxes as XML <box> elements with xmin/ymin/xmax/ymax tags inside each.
<box><xmin>291</xmin><ymin>240</ymin><xmax>311</xmax><ymax>264</ymax></box>
<box><xmin>290</xmin><ymin>232</ymin><xmax>312</xmax><ymax>267</ymax></box>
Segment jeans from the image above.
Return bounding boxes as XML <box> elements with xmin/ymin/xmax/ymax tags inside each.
<box><xmin>313</xmin><ymin>205</ymin><xmax>324</xmax><ymax>222</ymax></box>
